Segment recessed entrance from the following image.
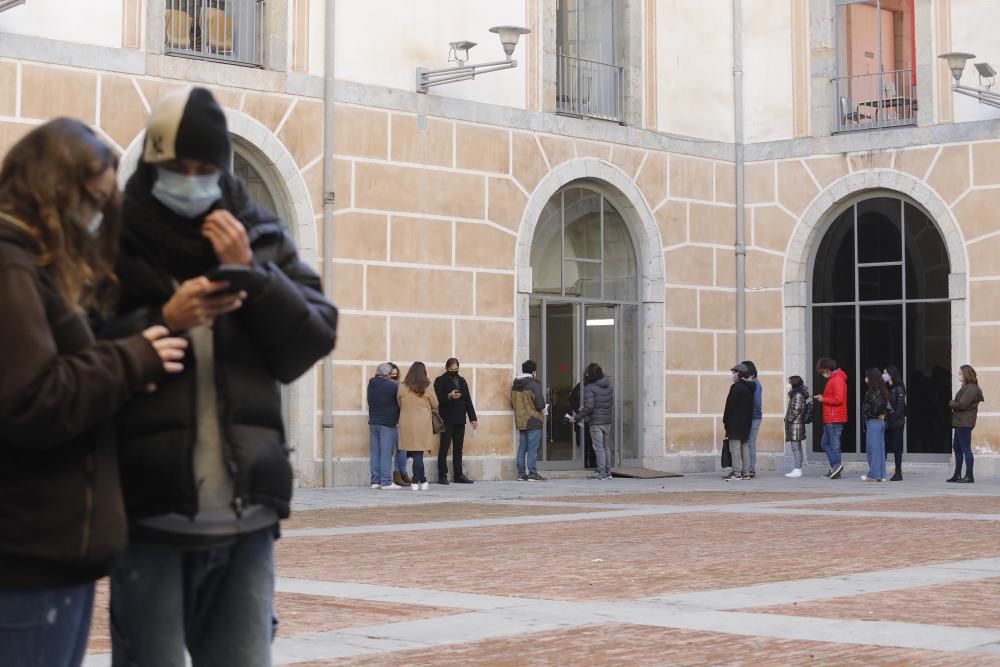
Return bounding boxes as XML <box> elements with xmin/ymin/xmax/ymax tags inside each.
<box><xmin>810</xmin><ymin>194</ymin><xmax>952</xmax><ymax>460</ymax></box>
<box><xmin>528</xmin><ymin>185</ymin><xmax>640</xmax><ymax>470</ymax></box>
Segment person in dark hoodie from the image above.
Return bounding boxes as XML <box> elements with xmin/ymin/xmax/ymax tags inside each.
<box><xmin>0</xmin><ymin>119</ymin><xmax>186</xmax><ymax>664</ymax></box>
<box><xmin>101</xmin><ymin>88</ymin><xmax>338</xmax><ymax>666</ymax></box>
<box><xmin>573</xmin><ymin>362</ymin><xmax>614</xmax><ymax>480</ymax></box>
<box><xmin>511</xmin><ymin>360</ymin><xmax>547</xmax><ymax>482</ymax></box>
<box><xmin>369</xmin><ymin>363</ymin><xmax>402</xmax><ymax>490</ymax></box>
<box><xmin>948</xmin><ymin>364</ymin><xmax>984</xmax><ymax>484</ymax></box>
<box><xmin>724</xmin><ymin>363</ymin><xmax>755</xmax><ymax>481</ymax></box>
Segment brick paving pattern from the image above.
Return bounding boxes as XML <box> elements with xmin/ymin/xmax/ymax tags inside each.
<box><xmin>537</xmin><ymin>491</ymin><xmax>841</xmax><ymax>505</ymax></box>
<box><xmin>805</xmin><ymin>495</ymin><xmax>1000</xmax><ymax>515</ymax></box>
<box><xmin>284</xmin><ymin>501</ymin><xmax>599</xmax><ymax>530</ymax></box>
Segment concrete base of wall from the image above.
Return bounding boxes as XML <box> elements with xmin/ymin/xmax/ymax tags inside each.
<box><xmin>290</xmin><ymin>453</ymin><xmax>1000</xmax><ymax>488</ymax></box>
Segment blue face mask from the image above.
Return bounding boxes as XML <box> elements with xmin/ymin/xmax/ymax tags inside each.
<box><xmin>151</xmin><ymin>168</ymin><xmax>222</xmax><ymax>219</ymax></box>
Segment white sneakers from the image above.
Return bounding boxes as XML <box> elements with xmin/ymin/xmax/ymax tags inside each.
<box><xmin>370</xmin><ymin>483</ymin><xmax>381</xmax><ymax>489</ymax></box>
<box><xmin>420</xmin><ymin>482</ymin><xmax>430</xmax><ymax>490</ymax></box>
<box><xmin>382</xmin><ymin>483</ymin><xmax>402</xmax><ymax>490</ymax></box>
<box><xmin>411</xmin><ymin>483</ymin><xmax>419</xmax><ymax>490</ymax></box>
<box><xmin>785</xmin><ymin>468</ymin><xmax>802</xmax><ymax>478</ymax></box>
<box><xmin>409</xmin><ymin>482</ymin><xmax>431</xmax><ymax>491</ymax></box>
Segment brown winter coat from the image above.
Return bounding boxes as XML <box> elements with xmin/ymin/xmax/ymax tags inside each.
<box><xmin>951</xmin><ymin>382</ymin><xmax>985</xmax><ymax>428</ymax></box>
<box><xmin>397</xmin><ymin>383</ymin><xmax>439</xmax><ymax>453</ymax></box>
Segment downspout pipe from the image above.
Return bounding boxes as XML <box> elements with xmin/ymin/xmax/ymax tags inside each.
<box><xmin>321</xmin><ymin>0</ymin><xmax>337</xmax><ymax>487</ymax></box>
<box><xmin>733</xmin><ymin>0</ymin><xmax>746</xmax><ymax>362</ymax></box>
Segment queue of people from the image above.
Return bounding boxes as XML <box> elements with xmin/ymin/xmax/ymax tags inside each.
<box><xmin>0</xmin><ymin>88</ymin><xmax>338</xmax><ymax>665</ymax></box>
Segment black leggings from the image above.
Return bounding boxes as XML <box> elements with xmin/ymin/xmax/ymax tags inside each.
<box><xmin>407</xmin><ymin>451</ymin><xmax>426</xmax><ymax>483</ymax></box>
<box><xmin>885</xmin><ymin>424</ymin><xmax>904</xmax><ymax>472</ymax></box>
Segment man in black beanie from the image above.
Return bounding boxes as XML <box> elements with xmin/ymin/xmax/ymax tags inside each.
<box><xmin>101</xmin><ymin>87</ymin><xmax>338</xmax><ymax>666</ymax></box>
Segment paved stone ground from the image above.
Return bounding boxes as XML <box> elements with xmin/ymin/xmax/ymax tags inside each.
<box><xmin>83</xmin><ymin>468</ymin><xmax>1000</xmax><ymax>665</ymax></box>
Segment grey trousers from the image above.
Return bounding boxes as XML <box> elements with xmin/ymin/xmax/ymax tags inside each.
<box><xmin>729</xmin><ymin>439</ymin><xmax>749</xmax><ymax>474</ymax></box>
<box><xmin>590</xmin><ymin>424</ymin><xmax>612</xmax><ymax>475</ymax></box>
<box><xmin>788</xmin><ymin>441</ymin><xmax>804</xmax><ymax>469</ymax></box>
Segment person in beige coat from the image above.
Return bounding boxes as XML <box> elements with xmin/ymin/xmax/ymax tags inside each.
<box><xmin>397</xmin><ymin>362</ymin><xmax>438</xmax><ymax>491</ymax></box>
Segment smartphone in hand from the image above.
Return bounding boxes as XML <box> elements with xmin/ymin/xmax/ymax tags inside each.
<box><xmin>206</xmin><ymin>265</ymin><xmax>259</xmax><ymax>296</ymax></box>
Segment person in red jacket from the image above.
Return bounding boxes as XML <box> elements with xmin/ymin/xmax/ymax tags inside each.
<box><xmin>813</xmin><ymin>357</ymin><xmax>848</xmax><ymax>479</ymax></box>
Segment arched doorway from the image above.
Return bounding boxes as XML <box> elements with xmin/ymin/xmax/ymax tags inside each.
<box><xmin>810</xmin><ymin>194</ymin><xmax>952</xmax><ymax>461</ymax></box>
<box><xmin>528</xmin><ymin>185</ymin><xmax>640</xmax><ymax>470</ymax></box>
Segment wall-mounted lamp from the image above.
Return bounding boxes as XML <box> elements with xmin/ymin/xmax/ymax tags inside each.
<box><xmin>939</xmin><ymin>52</ymin><xmax>1000</xmax><ymax>110</ymax></box>
<box><xmin>0</xmin><ymin>0</ymin><xmax>26</xmax><ymax>13</ymax></box>
<box><xmin>417</xmin><ymin>25</ymin><xmax>531</xmax><ymax>93</ymax></box>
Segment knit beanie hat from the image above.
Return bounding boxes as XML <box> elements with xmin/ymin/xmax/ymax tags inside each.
<box><xmin>142</xmin><ymin>87</ymin><xmax>231</xmax><ymax>170</ymax></box>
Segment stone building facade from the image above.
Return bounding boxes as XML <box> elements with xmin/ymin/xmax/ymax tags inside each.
<box><xmin>2</xmin><ymin>0</ymin><xmax>1000</xmax><ymax>484</ymax></box>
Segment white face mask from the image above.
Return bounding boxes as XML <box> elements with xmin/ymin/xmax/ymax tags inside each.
<box><xmin>882</xmin><ymin>372</ymin><xmax>891</xmax><ymax>384</ymax></box>
<box><xmin>151</xmin><ymin>168</ymin><xmax>221</xmax><ymax>219</ymax></box>
<box><xmin>787</xmin><ymin>384</ymin><xmax>793</xmax><ymax>391</ymax></box>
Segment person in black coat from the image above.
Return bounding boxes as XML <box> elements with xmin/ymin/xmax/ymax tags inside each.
<box><xmin>99</xmin><ymin>88</ymin><xmax>338</xmax><ymax>665</ymax></box>
<box><xmin>723</xmin><ymin>363</ymin><xmax>755</xmax><ymax>480</ymax></box>
<box><xmin>434</xmin><ymin>357</ymin><xmax>478</xmax><ymax>483</ymax></box>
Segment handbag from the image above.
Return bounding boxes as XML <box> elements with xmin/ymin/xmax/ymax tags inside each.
<box><xmin>721</xmin><ymin>439</ymin><xmax>732</xmax><ymax>469</ymax></box>
<box><xmin>431</xmin><ymin>410</ymin><xmax>445</xmax><ymax>435</ymax></box>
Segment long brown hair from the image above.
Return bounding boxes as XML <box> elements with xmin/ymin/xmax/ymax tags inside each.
<box><xmin>403</xmin><ymin>362</ymin><xmax>430</xmax><ymax>395</ymax></box>
<box><xmin>865</xmin><ymin>367</ymin><xmax>891</xmax><ymax>403</ymax></box>
<box><xmin>960</xmin><ymin>365</ymin><xmax>978</xmax><ymax>385</ymax></box>
<box><xmin>0</xmin><ymin>118</ymin><xmax>121</xmax><ymax>310</ymax></box>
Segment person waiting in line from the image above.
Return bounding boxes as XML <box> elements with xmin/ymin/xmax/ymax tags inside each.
<box><xmin>723</xmin><ymin>363</ymin><xmax>755</xmax><ymax>481</ymax></box>
<box><xmin>813</xmin><ymin>357</ymin><xmax>848</xmax><ymax>479</ymax></box>
<box><xmin>0</xmin><ymin>119</ymin><xmax>188</xmax><ymax>664</ymax></box>
<box><xmin>861</xmin><ymin>367</ymin><xmax>890</xmax><ymax>482</ymax></box>
<box><xmin>783</xmin><ymin>375</ymin><xmax>810</xmax><ymax>478</ymax></box>
<box><xmin>883</xmin><ymin>366</ymin><xmax>907</xmax><ymax>481</ymax></box>
<box><xmin>387</xmin><ymin>362</ymin><xmax>411</xmax><ymax>487</ymax></box>
<box><xmin>398</xmin><ymin>362</ymin><xmax>438</xmax><ymax>491</ymax></box>
<box><xmin>512</xmin><ymin>360</ymin><xmax>547</xmax><ymax>482</ymax></box>
<box><xmin>948</xmin><ymin>364</ymin><xmax>984</xmax><ymax>484</ymax></box>
<box><xmin>368</xmin><ymin>363</ymin><xmax>402</xmax><ymax>490</ymax></box>
<box><xmin>103</xmin><ymin>88</ymin><xmax>338</xmax><ymax>666</ymax></box>
<box><xmin>434</xmin><ymin>357</ymin><xmax>477</xmax><ymax>484</ymax></box>
<box><xmin>569</xmin><ymin>380</ymin><xmax>596</xmax><ymax>468</ymax></box>
<box><xmin>572</xmin><ymin>363</ymin><xmax>615</xmax><ymax>480</ymax></box>
<box><xmin>742</xmin><ymin>360</ymin><xmax>763</xmax><ymax>479</ymax></box>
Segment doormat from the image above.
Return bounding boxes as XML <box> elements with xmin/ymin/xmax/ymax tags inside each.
<box><xmin>610</xmin><ymin>467</ymin><xmax>684</xmax><ymax>479</ymax></box>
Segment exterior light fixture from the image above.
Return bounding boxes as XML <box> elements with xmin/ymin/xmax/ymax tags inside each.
<box><xmin>417</xmin><ymin>25</ymin><xmax>531</xmax><ymax>93</ymax></box>
<box><xmin>0</xmin><ymin>0</ymin><xmax>26</xmax><ymax>13</ymax></box>
<box><xmin>939</xmin><ymin>52</ymin><xmax>1000</xmax><ymax>110</ymax></box>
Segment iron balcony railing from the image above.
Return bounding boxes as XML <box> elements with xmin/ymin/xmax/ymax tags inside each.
<box><xmin>164</xmin><ymin>0</ymin><xmax>265</xmax><ymax>68</ymax></box>
<box><xmin>834</xmin><ymin>69</ymin><xmax>917</xmax><ymax>132</ymax></box>
<box><xmin>557</xmin><ymin>53</ymin><xmax>625</xmax><ymax>123</ymax></box>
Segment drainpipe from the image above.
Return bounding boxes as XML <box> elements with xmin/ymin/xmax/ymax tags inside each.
<box><xmin>321</xmin><ymin>0</ymin><xmax>337</xmax><ymax>487</ymax></box>
<box><xmin>733</xmin><ymin>0</ymin><xmax>746</xmax><ymax>362</ymax></box>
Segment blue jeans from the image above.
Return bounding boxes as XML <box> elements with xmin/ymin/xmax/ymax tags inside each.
<box><xmin>516</xmin><ymin>429</ymin><xmax>542</xmax><ymax>475</ymax></box>
<box><xmin>747</xmin><ymin>418</ymin><xmax>761</xmax><ymax>473</ymax></box>
<box><xmin>395</xmin><ymin>448</ymin><xmax>408</xmax><ymax>477</ymax></box>
<box><xmin>821</xmin><ymin>423</ymin><xmax>844</xmax><ymax>469</ymax></box>
<box><xmin>407</xmin><ymin>452</ymin><xmax>426</xmax><ymax>484</ymax></box>
<box><xmin>110</xmin><ymin>527</ymin><xmax>275</xmax><ymax>667</ymax></box>
<box><xmin>369</xmin><ymin>424</ymin><xmax>398</xmax><ymax>486</ymax></box>
<box><xmin>953</xmin><ymin>426</ymin><xmax>974</xmax><ymax>476</ymax></box>
<box><xmin>865</xmin><ymin>418</ymin><xmax>886</xmax><ymax>480</ymax></box>
<box><xmin>0</xmin><ymin>582</ymin><xmax>94</xmax><ymax>667</ymax></box>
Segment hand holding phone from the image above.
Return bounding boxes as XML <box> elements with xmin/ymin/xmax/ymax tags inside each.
<box><xmin>206</xmin><ymin>265</ymin><xmax>261</xmax><ymax>296</ymax></box>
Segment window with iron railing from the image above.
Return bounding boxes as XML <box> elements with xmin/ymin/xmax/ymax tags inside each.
<box><xmin>556</xmin><ymin>0</ymin><xmax>625</xmax><ymax>123</ymax></box>
<box><xmin>833</xmin><ymin>0</ymin><xmax>916</xmax><ymax>132</ymax></box>
<box><xmin>164</xmin><ymin>0</ymin><xmax>265</xmax><ymax>68</ymax></box>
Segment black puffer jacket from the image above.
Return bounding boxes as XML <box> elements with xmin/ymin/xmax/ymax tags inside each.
<box><xmin>100</xmin><ymin>164</ymin><xmax>337</xmax><ymax>522</ymax></box>
<box><xmin>887</xmin><ymin>384</ymin><xmax>906</xmax><ymax>429</ymax></box>
<box><xmin>578</xmin><ymin>377</ymin><xmax>613</xmax><ymax>426</ymax></box>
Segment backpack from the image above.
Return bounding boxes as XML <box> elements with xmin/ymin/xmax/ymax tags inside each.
<box><xmin>802</xmin><ymin>397</ymin><xmax>815</xmax><ymax>425</ymax></box>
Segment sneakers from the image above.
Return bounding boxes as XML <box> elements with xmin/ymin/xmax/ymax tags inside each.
<box><xmin>588</xmin><ymin>473</ymin><xmax>604</xmax><ymax>480</ymax></box>
<box><xmin>410</xmin><ymin>483</ymin><xmax>420</xmax><ymax>491</ymax></box>
<box><xmin>382</xmin><ymin>483</ymin><xmax>402</xmax><ymax>490</ymax></box>
<box><xmin>726</xmin><ymin>472</ymin><xmax>746</xmax><ymax>481</ymax></box>
<box><xmin>527</xmin><ymin>473</ymin><xmax>547</xmax><ymax>482</ymax></box>
<box><xmin>419</xmin><ymin>481</ymin><xmax>430</xmax><ymax>490</ymax></box>
<box><xmin>785</xmin><ymin>468</ymin><xmax>802</xmax><ymax>478</ymax></box>
<box><xmin>517</xmin><ymin>473</ymin><xmax>529</xmax><ymax>482</ymax></box>
<box><xmin>829</xmin><ymin>464</ymin><xmax>844</xmax><ymax>479</ymax></box>
<box><xmin>861</xmin><ymin>475</ymin><xmax>883</xmax><ymax>482</ymax></box>
<box><xmin>722</xmin><ymin>471</ymin><xmax>737</xmax><ymax>480</ymax></box>
<box><xmin>370</xmin><ymin>483</ymin><xmax>381</xmax><ymax>489</ymax></box>
<box><xmin>748</xmin><ymin>471</ymin><xmax>756</xmax><ymax>479</ymax></box>
<box><xmin>600</xmin><ymin>472</ymin><xmax>613</xmax><ymax>480</ymax></box>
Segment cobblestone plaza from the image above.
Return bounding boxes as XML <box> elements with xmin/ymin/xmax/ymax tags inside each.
<box><xmin>83</xmin><ymin>471</ymin><xmax>1000</xmax><ymax>665</ymax></box>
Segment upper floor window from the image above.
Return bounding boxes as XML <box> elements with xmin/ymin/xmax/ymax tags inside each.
<box><xmin>556</xmin><ymin>0</ymin><xmax>624</xmax><ymax>124</ymax></box>
<box><xmin>834</xmin><ymin>0</ymin><xmax>916</xmax><ymax>132</ymax></box>
<box><xmin>164</xmin><ymin>0</ymin><xmax>265</xmax><ymax>68</ymax></box>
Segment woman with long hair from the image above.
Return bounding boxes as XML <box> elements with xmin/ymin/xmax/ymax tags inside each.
<box><xmin>948</xmin><ymin>365</ymin><xmax>984</xmax><ymax>484</ymax></box>
<box><xmin>861</xmin><ymin>367</ymin><xmax>891</xmax><ymax>482</ymax></box>
<box><xmin>883</xmin><ymin>366</ymin><xmax>907</xmax><ymax>481</ymax></box>
<box><xmin>573</xmin><ymin>362</ymin><xmax>614</xmax><ymax>480</ymax></box>
<box><xmin>398</xmin><ymin>362</ymin><xmax>439</xmax><ymax>490</ymax></box>
<box><xmin>0</xmin><ymin>118</ymin><xmax>185</xmax><ymax>664</ymax></box>
<box><xmin>783</xmin><ymin>375</ymin><xmax>810</xmax><ymax>478</ymax></box>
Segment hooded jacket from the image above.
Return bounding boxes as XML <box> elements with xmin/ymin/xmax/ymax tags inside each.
<box><xmin>577</xmin><ymin>376</ymin><xmax>613</xmax><ymax>426</ymax></box>
<box><xmin>724</xmin><ymin>379</ymin><xmax>755</xmax><ymax>441</ymax></box>
<box><xmin>99</xmin><ymin>164</ymin><xmax>338</xmax><ymax>525</ymax></box>
<box><xmin>821</xmin><ymin>369</ymin><xmax>849</xmax><ymax>424</ymax></box>
<box><xmin>0</xmin><ymin>223</ymin><xmax>162</xmax><ymax>589</ymax></box>
<box><xmin>511</xmin><ymin>374</ymin><xmax>545</xmax><ymax>431</ymax></box>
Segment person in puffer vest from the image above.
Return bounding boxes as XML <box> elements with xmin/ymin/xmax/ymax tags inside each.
<box><xmin>573</xmin><ymin>362</ymin><xmax>614</xmax><ymax>480</ymax></box>
<box><xmin>511</xmin><ymin>360</ymin><xmax>547</xmax><ymax>481</ymax></box>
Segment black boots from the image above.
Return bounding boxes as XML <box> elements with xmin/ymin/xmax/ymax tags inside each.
<box><xmin>890</xmin><ymin>471</ymin><xmax>902</xmax><ymax>481</ymax></box>
<box><xmin>957</xmin><ymin>471</ymin><xmax>975</xmax><ymax>484</ymax></box>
